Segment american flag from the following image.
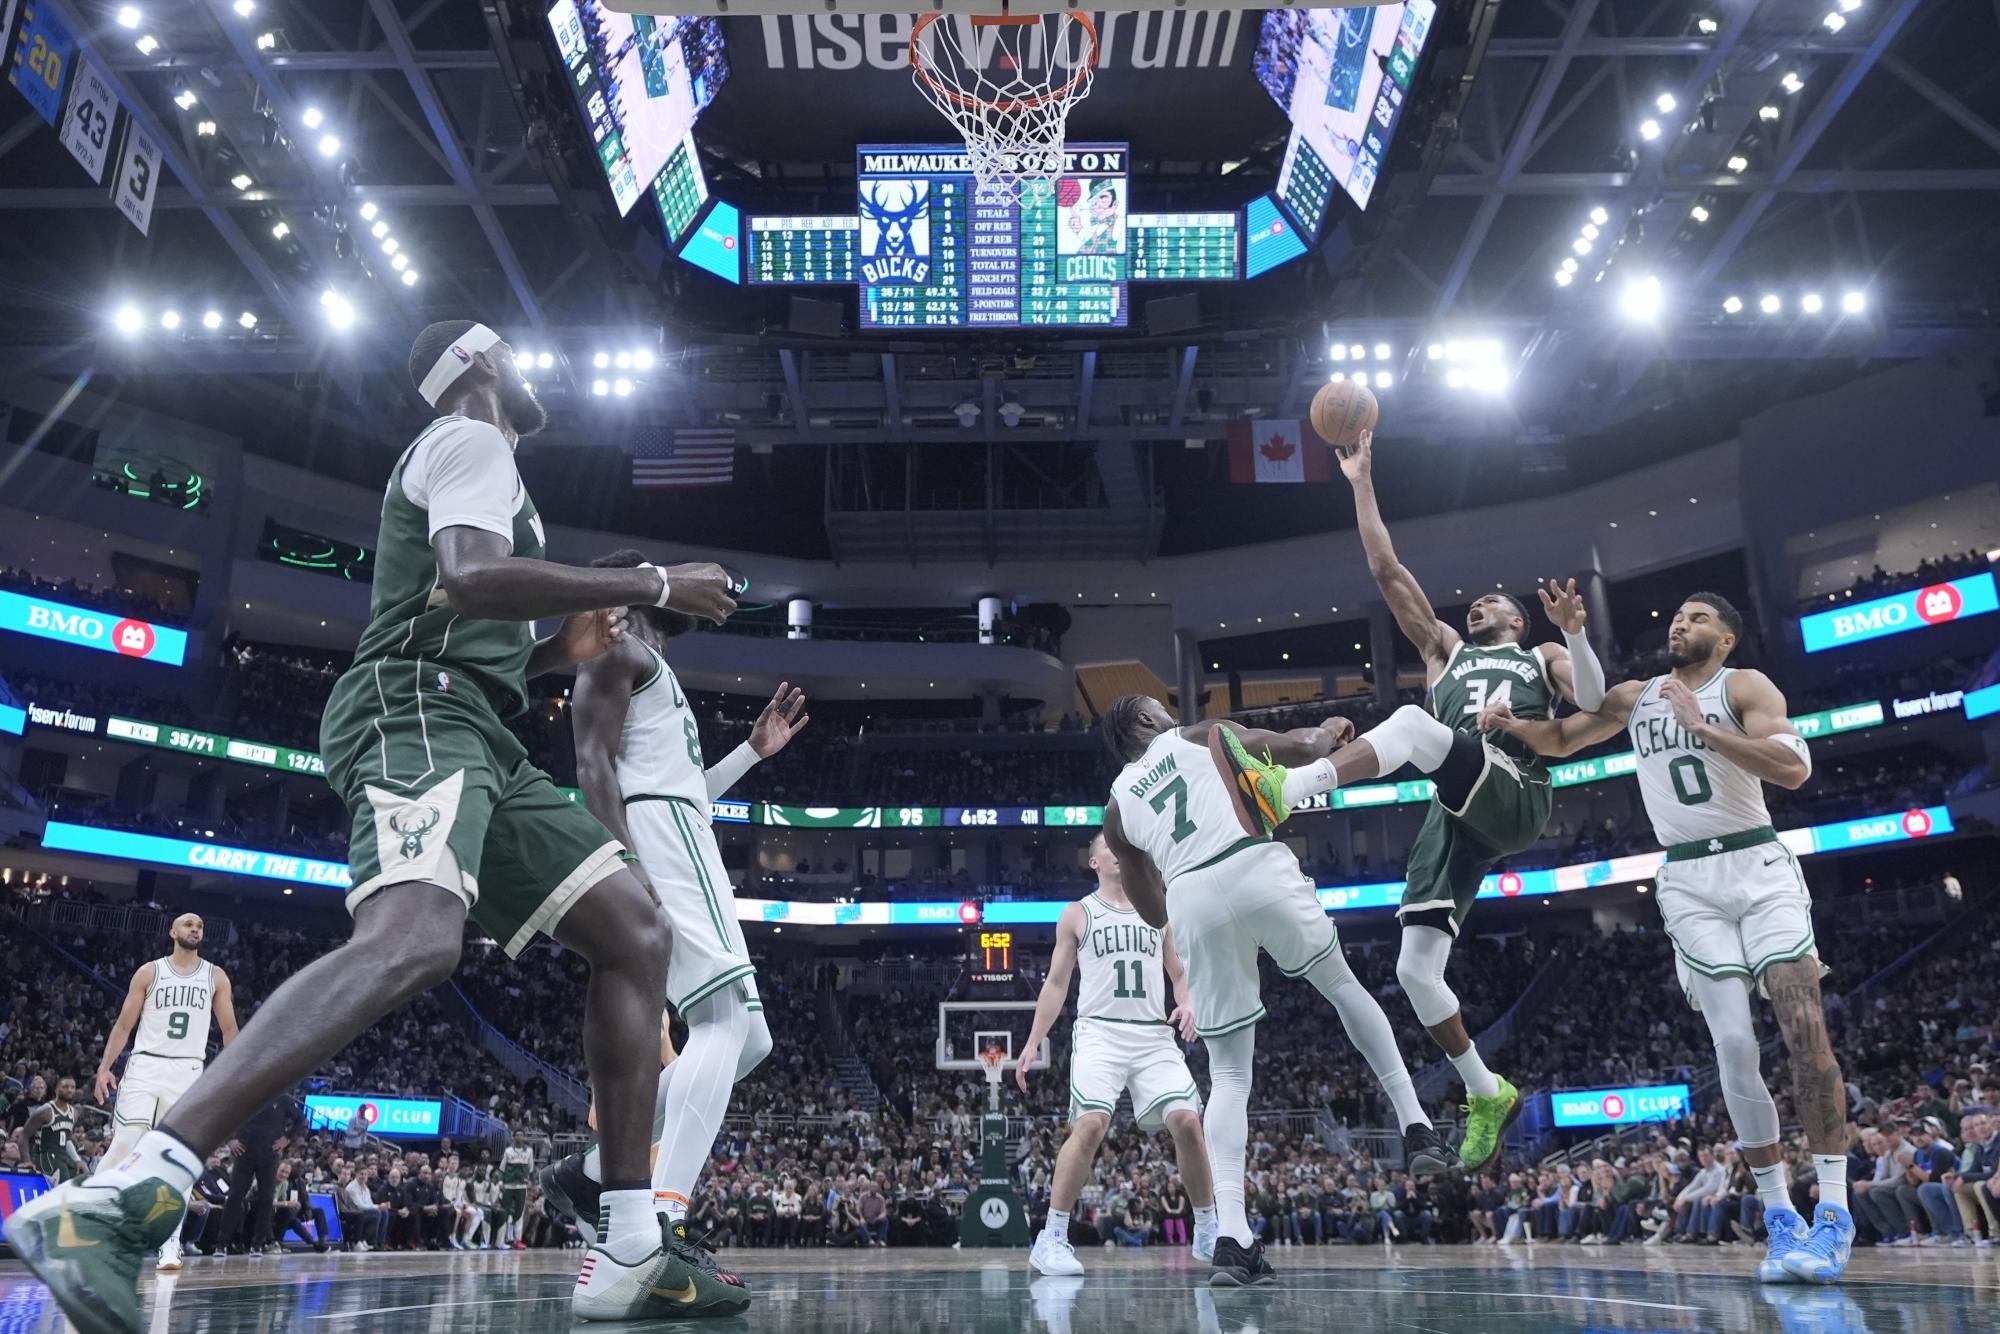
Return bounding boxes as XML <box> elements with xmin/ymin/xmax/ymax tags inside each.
<box><xmin>631</xmin><ymin>426</ymin><xmax>736</xmax><ymax>488</ymax></box>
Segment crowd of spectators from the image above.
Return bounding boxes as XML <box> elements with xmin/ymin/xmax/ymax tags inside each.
<box><xmin>1798</xmin><ymin>549</ymin><xmax>1993</xmax><ymax>612</ymax></box>
<box><xmin>0</xmin><ymin>566</ymin><xmax>188</xmax><ymax>626</ymax></box>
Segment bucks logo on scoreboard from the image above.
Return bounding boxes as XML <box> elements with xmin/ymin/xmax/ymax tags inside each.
<box><xmin>858</xmin><ymin>179</ymin><xmax>932</xmax><ymax>284</ymax></box>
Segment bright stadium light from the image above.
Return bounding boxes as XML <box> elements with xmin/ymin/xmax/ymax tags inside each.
<box><xmin>1841</xmin><ymin>289</ymin><xmax>1867</xmax><ymax>314</ymax></box>
<box><xmin>1759</xmin><ymin>104</ymin><xmax>1781</xmax><ymax>122</ymax></box>
<box><xmin>1374</xmin><ymin>371</ymin><xmax>1392</xmax><ymax>389</ymax></box>
<box><xmin>1444</xmin><ymin>340</ymin><xmax>1464</xmax><ymax>362</ymax></box>
<box><xmin>614</xmin><ymin>351</ymin><xmax>631</xmax><ymax>369</ymax></box>
<box><xmin>1581</xmin><ymin>223</ymin><xmax>1600</xmax><ymax>241</ymax></box>
<box><xmin>238</xmin><ymin>311</ymin><xmax>257</xmax><ymax>329</ymax></box>
<box><xmin>537</xmin><ymin>352</ymin><xmax>555</xmax><ymax>370</ymax></box>
<box><xmin>1781</xmin><ymin>71</ymin><xmax>1804</xmax><ymax>95</ymax></box>
<box><xmin>114</xmin><ymin>305</ymin><xmax>143</xmax><ymax>334</ymax></box>
<box><xmin>320</xmin><ymin>289</ymin><xmax>355</xmax><ymax>330</ymax></box>
<box><xmin>1589</xmin><ymin>206</ymin><xmax>1609</xmax><ymax>226</ymax></box>
<box><xmin>390</xmin><ymin>253</ymin><xmax>408</xmax><ymax>271</ymax></box>
<box><xmin>1329</xmin><ymin>371</ymin><xmax>1346</xmax><ymax>383</ymax></box>
<box><xmin>1759</xmin><ymin>293</ymin><xmax>1782</xmax><ymax>314</ymax></box>
<box><xmin>359</xmin><ymin>201</ymin><xmax>379</xmax><ymax>221</ymax></box>
<box><xmin>271</xmin><ymin>221</ymin><xmax>289</xmax><ymax>239</ymax></box>
<box><xmin>381</xmin><ymin>238</ymin><xmax>398</xmax><ymax>255</ymax></box>
<box><xmin>1467</xmin><ymin>364</ymin><xmax>1508</xmax><ymax>393</ymax></box>
<box><xmin>201</xmin><ymin>310</ymin><xmax>222</xmax><ymax>330</ymax></box>
<box><xmin>1655</xmin><ymin>92</ymin><xmax>1677</xmax><ymax>114</ymax></box>
<box><xmin>1696</xmin><ymin>16</ymin><xmax>1719</xmax><ymax>35</ymax></box>
<box><xmin>1823</xmin><ymin>12</ymin><xmax>1846</xmax><ymax>32</ymax></box>
<box><xmin>1554</xmin><ymin>270</ymin><xmax>1574</xmax><ymax>287</ymax></box>
<box><xmin>317</xmin><ymin>134</ymin><xmax>341</xmax><ymax>158</ymax></box>
<box><xmin>1329</xmin><ymin>343</ymin><xmax>1347</xmax><ymax>362</ymax></box>
<box><xmin>1620</xmin><ymin>275</ymin><xmax>1664</xmax><ymax>322</ymax></box>
<box><xmin>1722</xmin><ymin>295</ymin><xmax>1743</xmax><ymax>314</ymax></box>
<box><xmin>116</xmin><ymin>6</ymin><xmax>141</xmax><ymax>27</ymax></box>
<box><xmin>1426</xmin><ymin>343</ymin><xmax>1443</xmax><ymax>360</ymax></box>
<box><xmin>1726</xmin><ymin>154</ymin><xmax>1749</xmax><ymax>173</ymax></box>
<box><xmin>231</xmin><ymin>173</ymin><xmax>253</xmax><ymax>192</ymax></box>
<box><xmin>1572</xmin><ymin>237</ymin><xmax>1593</xmax><ymax>256</ymax></box>
<box><xmin>613</xmin><ymin>378</ymin><xmax>633</xmax><ymax>397</ymax></box>
<box><xmin>591</xmin><ymin>379</ymin><xmax>609</xmax><ymax>397</ymax></box>
<box><xmin>302</xmin><ymin>106</ymin><xmax>324</xmax><ymax>129</ymax></box>
<box><xmin>196</xmin><ymin>119</ymin><xmax>216</xmax><ymax>137</ymax></box>
<box><xmin>370</xmin><ymin>220</ymin><xmax>389</xmax><ymax>239</ymax></box>
<box><xmin>400</xmin><ymin>269</ymin><xmax>419</xmax><ymax>286</ymax></box>
<box><xmin>633</xmin><ymin>348</ymin><xmax>655</xmax><ymax>370</ymax></box>
<box><xmin>173</xmin><ymin>89</ymin><xmax>197</xmax><ymax>110</ymax></box>
<box><xmin>1838</xmin><ymin>0</ymin><xmax>1862</xmax><ymax>10</ymax></box>
<box><xmin>1348</xmin><ymin>344</ymin><xmax>1365</xmax><ymax>361</ymax></box>
<box><xmin>1560</xmin><ymin>257</ymin><xmax>1579</xmax><ymax>274</ymax></box>
<box><xmin>1689</xmin><ymin>204</ymin><xmax>1710</xmax><ymax>223</ymax></box>
<box><xmin>1801</xmin><ymin>292</ymin><xmax>1824</xmax><ymax>315</ymax></box>
<box><xmin>256</xmin><ymin>31</ymin><xmax>276</xmax><ymax>50</ymax></box>
<box><xmin>160</xmin><ymin>310</ymin><xmax>181</xmax><ymax>330</ymax></box>
<box><xmin>1638</xmin><ymin>118</ymin><xmax>1662</xmax><ymax>142</ymax></box>
<box><xmin>233</xmin><ymin>0</ymin><xmax>256</xmax><ymax>16</ymax></box>
<box><xmin>134</xmin><ymin>34</ymin><xmax>158</xmax><ymax>55</ymax></box>
<box><xmin>593</xmin><ymin>351</ymin><xmax>610</xmax><ymax>369</ymax></box>
<box><xmin>1473</xmin><ymin>340</ymin><xmax>1503</xmax><ymax>363</ymax></box>
<box><xmin>1445</xmin><ymin>368</ymin><xmax>1465</xmax><ymax>389</ymax></box>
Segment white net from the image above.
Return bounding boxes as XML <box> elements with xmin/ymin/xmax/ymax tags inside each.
<box><xmin>910</xmin><ymin>13</ymin><xmax>1098</xmax><ymax>205</ymax></box>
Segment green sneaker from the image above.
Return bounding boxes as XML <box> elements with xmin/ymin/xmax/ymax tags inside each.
<box><xmin>664</xmin><ymin>1220</ymin><xmax>753</xmax><ymax>1316</ymax></box>
<box><xmin>1208</xmin><ymin>724</ymin><xmax>1291</xmax><ymax>838</ymax></box>
<box><xmin>2</xmin><ymin>1175</ymin><xmax>187</xmax><ymax>1334</ymax></box>
<box><xmin>1456</xmin><ymin>1075</ymin><xmax>1522</xmax><ymax>1174</ymax></box>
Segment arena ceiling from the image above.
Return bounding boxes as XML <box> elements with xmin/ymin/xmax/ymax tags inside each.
<box><xmin>0</xmin><ymin>0</ymin><xmax>1997</xmax><ymax>561</ymax></box>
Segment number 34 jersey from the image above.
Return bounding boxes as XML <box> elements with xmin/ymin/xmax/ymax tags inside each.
<box><xmin>1111</xmin><ymin>729</ymin><xmax>1254</xmax><ymax>884</ymax></box>
<box><xmin>1429</xmin><ymin>640</ymin><xmax>1554</xmax><ymax>778</ymax></box>
<box><xmin>1628</xmin><ymin>668</ymin><xmax>1773</xmax><ymax>846</ymax></box>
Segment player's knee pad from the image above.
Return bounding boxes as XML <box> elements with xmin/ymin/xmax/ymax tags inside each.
<box><xmin>735</xmin><ymin>1008</ymin><xmax>773</xmax><ymax>1082</ymax></box>
<box><xmin>1362</xmin><ymin>705</ymin><xmax>1456</xmax><ymax>776</ymax></box>
<box><xmin>1396</xmin><ymin>928</ymin><xmax>1460</xmax><ymax>1028</ymax></box>
<box><xmin>1710</xmin><ymin>1028</ymin><xmax>1780</xmax><ymax>1146</ymax></box>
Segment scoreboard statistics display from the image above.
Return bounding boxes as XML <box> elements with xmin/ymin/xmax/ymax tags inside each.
<box><xmin>748</xmin><ymin>216</ymin><xmax>858</xmax><ymax>285</ymax></box>
<box><xmin>1257</xmin><ymin>1</ymin><xmax>1438</xmax><ymax>219</ymax></box>
<box><xmin>854</xmin><ymin>143</ymin><xmax>1131</xmax><ymax>329</ymax></box>
<box><xmin>1128</xmin><ymin>213</ymin><xmax>1240</xmax><ymax>281</ymax></box>
<box><xmin>652</xmin><ymin>131</ymin><xmax>709</xmax><ymax>245</ymax></box>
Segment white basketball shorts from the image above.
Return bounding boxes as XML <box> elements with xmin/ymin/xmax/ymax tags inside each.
<box><xmin>1166</xmin><ymin>840</ymin><xmax>1338</xmax><ymax>1041</ymax></box>
<box><xmin>624</xmin><ymin>796</ymin><xmax>759</xmax><ymax>1014</ymax></box>
<box><xmin>1068</xmin><ymin>1018</ymin><xmax>1201</xmax><ymax>1131</ymax></box>
<box><xmin>1657</xmin><ymin>839</ymin><xmax>1822</xmax><ymax>1008</ymax></box>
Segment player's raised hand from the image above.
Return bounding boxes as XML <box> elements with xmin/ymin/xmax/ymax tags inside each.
<box><xmin>1335</xmin><ymin>428</ymin><xmax>1373</xmax><ymax>483</ymax></box>
<box><xmin>661</xmin><ymin>562</ymin><xmax>739</xmax><ymax>625</ymax></box>
<box><xmin>1014</xmin><ymin>1046</ymin><xmax>1036</xmax><ymax>1093</ymax></box>
<box><xmin>750</xmin><ymin>682</ymin><xmax>810</xmax><ymax>759</ymax></box>
<box><xmin>1539</xmin><ymin>578</ymin><xmax>1587</xmax><ymax>635</ymax></box>
<box><xmin>1170</xmin><ymin>1003</ymin><xmax>1197</xmax><ymax>1044</ymax></box>
<box><xmin>1660</xmin><ymin>677</ymin><xmax>1708</xmax><ymax>733</ymax></box>
<box><xmin>93</xmin><ymin>1069</ymin><xmax>118</xmax><ymax>1105</ymax></box>
<box><xmin>1477</xmin><ymin>698</ymin><xmax>1517</xmax><ymax>734</ymax></box>
<box><xmin>551</xmin><ymin>607</ymin><xmax>627</xmax><ymax>665</ymax></box>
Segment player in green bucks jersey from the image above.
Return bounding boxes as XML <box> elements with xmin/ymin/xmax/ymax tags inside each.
<box><xmin>1210</xmin><ymin>430</ymin><xmax>1610</xmax><ymax>1175</ymax></box>
<box><xmin>3</xmin><ymin>321</ymin><xmax>745</xmax><ymax>1334</ymax></box>
<box><xmin>27</xmin><ymin>1078</ymin><xmax>85</xmax><ymax>1183</ymax></box>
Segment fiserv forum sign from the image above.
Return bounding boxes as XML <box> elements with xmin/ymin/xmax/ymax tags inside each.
<box><xmin>0</xmin><ymin>590</ymin><xmax>188</xmax><ymax>666</ymax></box>
<box><xmin>1798</xmin><ymin>572</ymin><xmax>1996</xmax><ymax>654</ymax></box>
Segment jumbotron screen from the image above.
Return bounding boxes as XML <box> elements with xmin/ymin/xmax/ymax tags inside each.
<box><xmin>1256</xmin><ymin>1</ymin><xmax>1438</xmax><ymax>221</ymax></box>
<box><xmin>546</xmin><ymin>1</ymin><xmax>728</xmax><ymax>217</ymax></box>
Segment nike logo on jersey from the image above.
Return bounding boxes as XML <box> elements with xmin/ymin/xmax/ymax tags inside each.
<box><xmin>1762</xmin><ymin>853</ymin><xmax>1784</xmax><ymax>867</ymax></box>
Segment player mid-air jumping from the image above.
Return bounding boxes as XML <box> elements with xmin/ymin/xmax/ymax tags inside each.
<box><xmin>4</xmin><ymin>320</ymin><xmax>741</xmax><ymax>1334</ymax></box>
<box><xmin>1210</xmin><ymin>429</ymin><xmax>1608</xmax><ymax>1174</ymax></box>
<box><xmin>1099</xmin><ymin>693</ymin><xmax>1452</xmax><ymax>1288</ymax></box>
<box><xmin>1479</xmin><ymin>592</ymin><xmax>1854</xmax><ymax>1285</ymax></box>
<box><xmin>91</xmin><ymin>913</ymin><xmax>239</xmax><ymax>1272</ymax></box>
<box><xmin>1016</xmin><ymin>832</ymin><xmax>1218</xmax><ymax>1277</ymax></box>
<box><xmin>539</xmin><ymin>571</ymin><xmax>810</xmax><ymax>1316</ymax></box>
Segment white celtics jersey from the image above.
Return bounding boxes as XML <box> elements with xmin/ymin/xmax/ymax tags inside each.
<box><xmin>1111</xmin><ymin>728</ymin><xmax>1252</xmax><ymax>883</ymax></box>
<box><xmin>133</xmin><ymin>957</ymin><xmax>215</xmax><ymax>1061</ymax></box>
<box><xmin>1628</xmin><ymin>669</ymin><xmax>1774</xmax><ymax>847</ymax></box>
<box><xmin>1074</xmin><ymin>893</ymin><xmax>1168</xmax><ymax>1026</ymax></box>
<box><xmin>615</xmin><ymin>639</ymin><xmax>706</xmax><ymax>805</ymax></box>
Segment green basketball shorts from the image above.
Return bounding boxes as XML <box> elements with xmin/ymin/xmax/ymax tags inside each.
<box><xmin>1398</xmin><ymin>741</ymin><xmax>1552</xmax><ymax>937</ymax></box>
<box><xmin>322</xmin><ymin>659</ymin><xmax>625</xmax><ymax>957</ymax></box>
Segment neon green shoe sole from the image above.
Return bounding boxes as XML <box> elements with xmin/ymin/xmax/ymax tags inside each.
<box><xmin>1208</xmin><ymin>725</ymin><xmax>1291</xmax><ymax>838</ymax></box>
<box><xmin>1</xmin><ymin>1177</ymin><xmax>186</xmax><ymax>1334</ymax></box>
<box><xmin>1456</xmin><ymin>1075</ymin><xmax>1523</xmax><ymax>1173</ymax></box>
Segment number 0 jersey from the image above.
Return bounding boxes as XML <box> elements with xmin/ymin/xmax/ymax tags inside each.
<box><xmin>1073</xmin><ymin>893</ymin><xmax>1169</xmax><ymax>1026</ymax></box>
<box><xmin>1430</xmin><ymin>640</ymin><xmax>1555</xmax><ymax>776</ymax></box>
<box><xmin>613</xmin><ymin>639</ymin><xmax>708</xmax><ymax>806</ymax></box>
<box><xmin>133</xmin><ymin>956</ymin><xmax>215</xmax><ymax>1061</ymax></box>
<box><xmin>1111</xmin><ymin>728</ymin><xmax>1255</xmax><ymax>883</ymax></box>
<box><xmin>1628</xmin><ymin>669</ymin><xmax>1773</xmax><ymax>847</ymax></box>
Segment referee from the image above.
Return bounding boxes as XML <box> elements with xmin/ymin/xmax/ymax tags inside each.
<box><xmin>217</xmin><ymin>1086</ymin><xmax>305</xmax><ymax>1255</ymax></box>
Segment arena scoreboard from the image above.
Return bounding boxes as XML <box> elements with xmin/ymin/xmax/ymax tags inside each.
<box><xmin>652</xmin><ymin>131</ymin><xmax>709</xmax><ymax>246</ymax></box>
<box><xmin>748</xmin><ymin>215</ymin><xmax>858</xmax><ymax>285</ymax></box>
<box><xmin>972</xmin><ymin>930</ymin><xmax>1016</xmax><ymax>984</ymax></box>
<box><xmin>1128</xmin><ymin>213</ymin><xmax>1240</xmax><ymax>282</ymax></box>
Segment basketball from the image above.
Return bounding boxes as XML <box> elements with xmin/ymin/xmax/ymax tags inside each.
<box><xmin>1311</xmin><ymin>378</ymin><xmax>1379</xmax><ymax>448</ymax></box>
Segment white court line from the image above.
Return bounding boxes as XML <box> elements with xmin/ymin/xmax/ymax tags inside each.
<box><xmin>1276</xmin><ymin>1285</ymin><xmax>1701</xmax><ymax>1313</ymax></box>
<box><xmin>310</xmin><ymin>1296</ymin><xmax>569</xmax><ymax>1319</ymax></box>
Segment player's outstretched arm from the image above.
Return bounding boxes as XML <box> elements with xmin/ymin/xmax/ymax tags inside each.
<box><xmin>1536</xmin><ymin>577</ymin><xmax>1610</xmax><ymax>711</ymax></box>
<box><xmin>1017</xmin><ymin>904</ymin><xmax>1083</xmax><ymax>1093</ymax></box>
<box><xmin>1102</xmin><ymin>800</ymin><xmax>1169</xmax><ymax>930</ymax></box>
<box><xmin>1666</xmin><ymin>669</ymin><xmax>1810</xmax><ymax>790</ymax></box>
<box><xmin>706</xmin><ymin>681</ymin><xmax>810</xmax><ymax>801</ymax></box>
<box><xmin>570</xmin><ymin>638</ymin><xmax>653</xmax><ymax>891</ymax></box>
<box><xmin>1479</xmin><ymin>680</ymin><xmax>1642</xmax><ymax>757</ymax></box>
<box><xmin>433</xmin><ymin>525</ymin><xmax>737</xmax><ymax>627</ymax></box>
<box><xmin>213</xmin><ymin>967</ymin><xmax>239</xmax><ymax>1045</ymax></box>
<box><xmin>93</xmin><ymin>962</ymin><xmax>153</xmax><ymax>1104</ymax></box>
<box><xmin>1336</xmin><ymin>431</ymin><xmax>1458</xmax><ymax>667</ymax></box>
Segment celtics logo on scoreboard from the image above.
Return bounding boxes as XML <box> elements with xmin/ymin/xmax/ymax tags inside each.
<box><xmin>1056</xmin><ymin>176</ymin><xmax>1127</xmax><ymax>283</ymax></box>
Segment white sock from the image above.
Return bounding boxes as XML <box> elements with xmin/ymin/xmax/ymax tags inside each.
<box><xmin>1194</xmin><ymin>1204</ymin><xmax>1217</xmax><ymax>1228</ymax></box>
<box><xmin>1204</xmin><ymin>1026</ymin><xmax>1256</xmax><ymax>1245</ymax></box>
<box><xmin>599</xmin><ymin>1189</ymin><xmax>657</xmax><ymax>1262</ymax></box>
<box><xmin>1281</xmin><ymin>758</ymin><xmax>1339</xmax><ymax>806</ymax></box>
<box><xmin>1045</xmin><ymin>1208</ymin><xmax>1070</xmax><ymax>1238</ymax></box>
<box><xmin>1813</xmin><ymin>1155</ymin><xmax>1848</xmax><ymax>1213</ymax></box>
<box><xmin>95</xmin><ymin>1129</ymin><xmax>199</xmax><ymax>1196</ymax></box>
<box><xmin>1303</xmin><ymin>952</ymin><xmax>1432</xmax><ymax>1129</ymax></box>
<box><xmin>1449</xmin><ymin>1041</ymin><xmax>1502</xmax><ymax>1100</ymax></box>
<box><xmin>652</xmin><ymin>990</ymin><xmax>752</xmax><ymax>1222</ymax></box>
<box><xmin>1751</xmin><ymin>1162</ymin><xmax>1789</xmax><ymax>1216</ymax></box>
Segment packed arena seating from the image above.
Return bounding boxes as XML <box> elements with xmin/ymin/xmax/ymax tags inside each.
<box><xmin>1797</xmin><ymin>550</ymin><xmax>1993</xmax><ymax>613</ymax></box>
<box><xmin>0</xmin><ymin>567</ymin><xmax>187</xmax><ymax>627</ymax></box>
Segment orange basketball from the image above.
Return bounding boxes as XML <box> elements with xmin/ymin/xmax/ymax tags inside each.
<box><xmin>1310</xmin><ymin>379</ymin><xmax>1379</xmax><ymax>448</ymax></box>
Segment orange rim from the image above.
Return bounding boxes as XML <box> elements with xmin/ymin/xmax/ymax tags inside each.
<box><xmin>910</xmin><ymin>11</ymin><xmax>1098</xmax><ymax>114</ymax></box>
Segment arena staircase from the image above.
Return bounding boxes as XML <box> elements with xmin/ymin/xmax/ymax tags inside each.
<box><xmin>442</xmin><ymin>983</ymin><xmax>592</xmax><ymax>1124</ymax></box>
<box><xmin>820</xmin><ymin>986</ymin><xmax>886</xmax><ymax>1119</ymax></box>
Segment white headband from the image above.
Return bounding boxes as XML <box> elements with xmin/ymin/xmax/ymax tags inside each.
<box><xmin>418</xmin><ymin>323</ymin><xmax>503</xmax><ymax>408</ymax></box>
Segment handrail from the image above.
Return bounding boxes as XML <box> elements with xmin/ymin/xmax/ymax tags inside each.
<box><xmin>442</xmin><ymin>983</ymin><xmax>590</xmax><ymax>1123</ymax></box>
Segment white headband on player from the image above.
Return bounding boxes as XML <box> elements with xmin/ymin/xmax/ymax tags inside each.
<box><xmin>417</xmin><ymin>323</ymin><xmax>504</xmax><ymax>408</ymax></box>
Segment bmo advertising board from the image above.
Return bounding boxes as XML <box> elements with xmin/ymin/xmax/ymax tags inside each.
<box><xmin>1799</xmin><ymin>572</ymin><xmax>1997</xmax><ymax>654</ymax></box>
<box><xmin>1550</xmin><ymin>1083</ymin><xmax>1693</xmax><ymax>1129</ymax></box>
<box><xmin>304</xmin><ymin>1095</ymin><xmax>443</xmax><ymax>1138</ymax></box>
<box><xmin>0</xmin><ymin>590</ymin><xmax>187</xmax><ymax>666</ymax></box>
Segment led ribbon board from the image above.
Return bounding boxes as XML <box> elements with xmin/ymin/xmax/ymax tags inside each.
<box><xmin>1798</xmin><ymin>572</ymin><xmax>1997</xmax><ymax>653</ymax></box>
<box><xmin>1551</xmin><ymin>1084</ymin><xmax>1693</xmax><ymax>1128</ymax></box>
<box><xmin>0</xmin><ymin>591</ymin><xmax>187</xmax><ymax>665</ymax></box>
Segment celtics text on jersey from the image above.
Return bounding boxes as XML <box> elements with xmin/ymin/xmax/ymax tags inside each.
<box><xmin>1075</xmin><ymin>895</ymin><xmax>1169</xmax><ymax>1026</ymax></box>
<box><xmin>614</xmin><ymin>640</ymin><xmax>707</xmax><ymax>806</ymax></box>
<box><xmin>1430</xmin><ymin>640</ymin><xmax>1555</xmax><ymax>773</ymax></box>
<box><xmin>133</xmin><ymin>957</ymin><xmax>215</xmax><ymax>1060</ymax></box>
<box><xmin>1627</xmin><ymin>669</ymin><xmax>1774</xmax><ymax>847</ymax></box>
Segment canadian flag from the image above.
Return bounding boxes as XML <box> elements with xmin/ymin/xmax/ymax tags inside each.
<box><xmin>1227</xmin><ymin>418</ymin><xmax>1330</xmax><ymax>483</ymax></box>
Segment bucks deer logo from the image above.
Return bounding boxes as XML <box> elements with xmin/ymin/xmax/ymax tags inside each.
<box><xmin>389</xmin><ymin>804</ymin><xmax>442</xmax><ymax>860</ymax></box>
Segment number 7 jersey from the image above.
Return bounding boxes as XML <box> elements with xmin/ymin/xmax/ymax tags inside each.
<box><xmin>1627</xmin><ymin>668</ymin><xmax>1772</xmax><ymax>846</ymax></box>
<box><xmin>1111</xmin><ymin>728</ymin><xmax>1259</xmax><ymax>883</ymax></box>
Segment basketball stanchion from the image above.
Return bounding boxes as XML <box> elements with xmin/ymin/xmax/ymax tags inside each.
<box><xmin>960</xmin><ymin>1045</ymin><xmax>1030</xmax><ymax>1249</ymax></box>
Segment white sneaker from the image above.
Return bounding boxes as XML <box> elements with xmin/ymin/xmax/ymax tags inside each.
<box><xmin>1030</xmin><ymin>1230</ymin><xmax>1084</xmax><ymax>1277</ymax></box>
<box><xmin>571</xmin><ymin>1241</ymin><xmax>685</xmax><ymax>1322</ymax></box>
<box><xmin>353</xmin><ymin>1241</ymin><xmax>371</xmax><ymax>1253</ymax></box>
<box><xmin>1193</xmin><ymin>1218</ymin><xmax>1220</xmax><ymax>1263</ymax></box>
<box><xmin>157</xmin><ymin>1235</ymin><xmax>184</xmax><ymax>1272</ymax></box>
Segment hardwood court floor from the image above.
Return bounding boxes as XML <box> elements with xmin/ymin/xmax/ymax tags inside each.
<box><xmin>2</xmin><ymin>1242</ymin><xmax>1992</xmax><ymax>1332</ymax></box>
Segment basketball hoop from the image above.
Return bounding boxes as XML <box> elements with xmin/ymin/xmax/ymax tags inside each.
<box><xmin>910</xmin><ymin>11</ymin><xmax>1098</xmax><ymax>205</ymax></box>
<box><xmin>978</xmin><ymin>1046</ymin><xmax>1007</xmax><ymax>1086</ymax></box>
